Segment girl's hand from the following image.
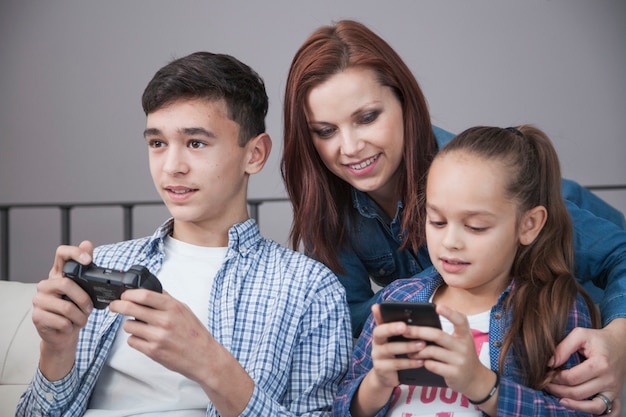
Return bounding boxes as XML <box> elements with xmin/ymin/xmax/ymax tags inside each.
<box><xmin>369</xmin><ymin>304</ymin><xmax>427</xmax><ymax>388</ymax></box>
<box><xmin>414</xmin><ymin>304</ymin><xmax>496</xmax><ymax>402</ymax></box>
<box><xmin>351</xmin><ymin>303</ymin><xmax>431</xmax><ymax>417</ymax></box>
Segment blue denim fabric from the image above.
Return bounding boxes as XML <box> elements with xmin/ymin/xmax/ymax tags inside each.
<box><xmin>562</xmin><ymin>178</ymin><xmax>626</xmax><ymax>229</ymax></box>
<box><xmin>337</xmin><ymin>126</ymin><xmax>626</xmax><ymax>337</ymax></box>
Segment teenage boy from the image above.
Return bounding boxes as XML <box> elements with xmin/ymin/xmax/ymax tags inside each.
<box><xmin>17</xmin><ymin>52</ymin><xmax>352</xmax><ymax>417</ymax></box>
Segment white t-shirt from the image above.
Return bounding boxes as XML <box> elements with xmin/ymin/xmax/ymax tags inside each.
<box><xmin>386</xmin><ymin>309</ymin><xmax>491</xmax><ymax>417</ymax></box>
<box><xmin>85</xmin><ymin>236</ymin><xmax>226</xmax><ymax>416</ymax></box>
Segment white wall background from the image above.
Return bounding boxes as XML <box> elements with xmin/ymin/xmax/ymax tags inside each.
<box><xmin>1</xmin><ymin>0</ymin><xmax>625</xmax><ymax>283</ymax></box>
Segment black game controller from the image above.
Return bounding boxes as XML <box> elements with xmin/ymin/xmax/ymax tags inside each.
<box><xmin>63</xmin><ymin>261</ymin><xmax>162</xmax><ymax>309</ymax></box>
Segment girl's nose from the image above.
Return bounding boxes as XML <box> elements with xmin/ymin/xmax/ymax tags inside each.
<box><xmin>442</xmin><ymin>225</ymin><xmax>463</xmax><ymax>250</ymax></box>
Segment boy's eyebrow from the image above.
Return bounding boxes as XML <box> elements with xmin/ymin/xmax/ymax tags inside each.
<box><xmin>143</xmin><ymin>127</ymin><xmax>216</xmax><ymax>138</ymax></box>
<box><xmin>143</xmin><ymin>127</ymin><xmax>161</xmax><ymax>138</ymax></box>
<box><xmin>181</xmin><ymin>127</ymin><xmax>216</xmax><ymax>138</ymax></box>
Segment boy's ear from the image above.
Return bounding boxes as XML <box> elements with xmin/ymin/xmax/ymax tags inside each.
<box><xmin>245</xmin><ymin>133</ymin><xmax>272</xmax><ymax>175</ymax></box>
<box><xmin>519</xmin><ymin>205</ymin><xmax>547</xmax><ymax>246</ymax></box>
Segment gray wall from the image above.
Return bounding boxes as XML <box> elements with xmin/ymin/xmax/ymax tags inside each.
<box><xmin>1</xmin><ymin>0</ymin><xmax>625</xmax><ymax>283</ymax></box>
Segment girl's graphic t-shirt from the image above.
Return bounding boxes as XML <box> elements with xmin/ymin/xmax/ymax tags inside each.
<box><xmin>386</xmin><ymin>309</ymin><xmax>491</xmax><ymax>417</ymax></box>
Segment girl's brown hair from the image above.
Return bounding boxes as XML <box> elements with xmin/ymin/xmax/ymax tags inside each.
<box><xmin>281</xmin><ymin>20</ymin><xmax>436</xmax><ymax>272</ymax></box>
<box><xmin>435</xmin><ymin>125</ymin><xmax>600</xmax><ymax>389</ymax></box>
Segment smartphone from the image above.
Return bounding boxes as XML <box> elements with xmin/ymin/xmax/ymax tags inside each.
<box><xmin>379</xmin><ymin>301</ymin><xmax>447</xmax><ymax>387</ymax></box>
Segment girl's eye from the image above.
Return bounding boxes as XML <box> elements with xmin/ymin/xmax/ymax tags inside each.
<box><xmin>466</xmin><ymin>225</ymin><xmax>488</xmax><ymax>232</ymax></box>
<box><xmin>428</xmin><ymin>220</ymin><xmax>446</xmax><ymax>228</ymax></box>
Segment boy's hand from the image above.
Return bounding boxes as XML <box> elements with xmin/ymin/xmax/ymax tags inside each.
<box><xmin>32</xmin><ymin>240</ymin><xmax>94</xmax><ymax>380</ymax></box>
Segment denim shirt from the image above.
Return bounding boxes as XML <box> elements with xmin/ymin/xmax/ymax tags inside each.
<box><xmin>333</xmin><ymin>268</ymin><xmax>596</xmax><ymax>417</ymax></box>
<box><xmin>337</xmin><ymin>126</ymin><xmax>626</xmax><ymax>337</ymax></box>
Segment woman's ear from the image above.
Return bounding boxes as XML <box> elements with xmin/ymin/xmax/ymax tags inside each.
<box><xmin>519</xmin><ymin>205</ymin><xmax>547</xmax><ymax>246</ymax></box>
<box><xmin>245</xmin><ymin>133</ymin><xmax>272</xmax><ymax>175</ymax></box>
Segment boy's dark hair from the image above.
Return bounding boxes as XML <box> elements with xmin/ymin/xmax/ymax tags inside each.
<box><xmin>142</xmin><ymin>52</ymin><xmax>268</xmax><ymax>145</ymax></box>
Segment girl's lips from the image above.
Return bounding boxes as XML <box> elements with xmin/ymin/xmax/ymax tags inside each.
<box><xmin>440</xmin><ymin>257</ymin><xmax>469</xmax><ymax>274</ymax></box>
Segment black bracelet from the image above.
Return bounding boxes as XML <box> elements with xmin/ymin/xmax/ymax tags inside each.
<box><xmin>468</xmin><ymin>371</ymin><xmax>500</xmax><ymax>405</ymax></box>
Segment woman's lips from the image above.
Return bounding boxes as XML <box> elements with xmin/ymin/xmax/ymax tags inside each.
<box><xmin>345</xmin><ymin>154</ymin><xmax>380</xmax><ymax>176</ymax></box>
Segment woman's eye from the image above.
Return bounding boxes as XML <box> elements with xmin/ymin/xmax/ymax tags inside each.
<box><xmin>359</xmin><ymin>111</ymin><xmax>379</xmax><ymax>124</ymax></box>
<box><xmin>313</xmin><ymin>126</ymin><xmax>335</xmax><ymax>139</ymax></box>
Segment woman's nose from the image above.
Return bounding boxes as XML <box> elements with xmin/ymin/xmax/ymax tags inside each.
<box><xmin>339</xmin><ymin>129</ymin><xmax>364</xmax><ymax>157</ymax></box>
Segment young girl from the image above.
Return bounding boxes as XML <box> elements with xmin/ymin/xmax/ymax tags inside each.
<box><xmin>333</xmin><ymin>125</ymin><xmax>601</xmax><ymax>416</ymax></box>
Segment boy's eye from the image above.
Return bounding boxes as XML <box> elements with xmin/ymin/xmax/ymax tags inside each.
<box><xmin>148</xmin><ymin>139</ymin><xmax>165</xmax><ymax>148</ymax></box>
<box><xmin>189</xmin><ymin>140</ymin><xmax>205</xmax><ymax>149</ymax></box>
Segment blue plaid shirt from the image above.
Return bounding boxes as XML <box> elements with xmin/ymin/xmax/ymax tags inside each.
<box><xmin>17</xmin><ymin>218</ymin><xmax>352</xmax><ymax>416</ymax></box>
<box><xmin>333</xmin><ymin>267</ymin><xmax>596</xmax><ymax>417</ymax></box>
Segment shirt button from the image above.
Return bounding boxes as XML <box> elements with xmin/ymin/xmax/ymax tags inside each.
<box><xmin>45</xmin><ymin>392</ymin><xmax>54</xmax><ymax>402</ymax></box>
<box><xmin>493</xmin><ymin>340</ymin><xmax>502</xmax><ymax>348</ymax></box>
<box><xmin>493</xmin><ymin>312</ymin><xmax>502</xmax><ymax>319</ymax></box>
<box><xmin>378</xmin><ymin>268</ymin><xmax>386</xmax><ymax>275</ymax></box>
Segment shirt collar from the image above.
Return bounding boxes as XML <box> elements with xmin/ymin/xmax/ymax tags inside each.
<box><xmin>226</xmin><ymin>218</ymin><xmax>263</xmax><ymax>256</ymax></box>
<box><xmin>351</xmin><ymin>187</ymin><xmax>403</xmax><ymax>222</ymax></box>
<box><xmin>144</xmin><ymin>217</ymin><xmax>263</xmax><ymax>257</ymax></box>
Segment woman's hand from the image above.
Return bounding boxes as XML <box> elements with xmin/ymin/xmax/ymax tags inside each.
<box><xmin>546</xmin><ymin>319</ymin><xmax>626</xmax><ymax>415</ymax></box>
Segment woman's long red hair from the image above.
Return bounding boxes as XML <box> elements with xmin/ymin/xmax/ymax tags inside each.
<box><xmin>281</xmin><ymin>20</ymin><xmax>436</xmax><ymax>273</ymax></box>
